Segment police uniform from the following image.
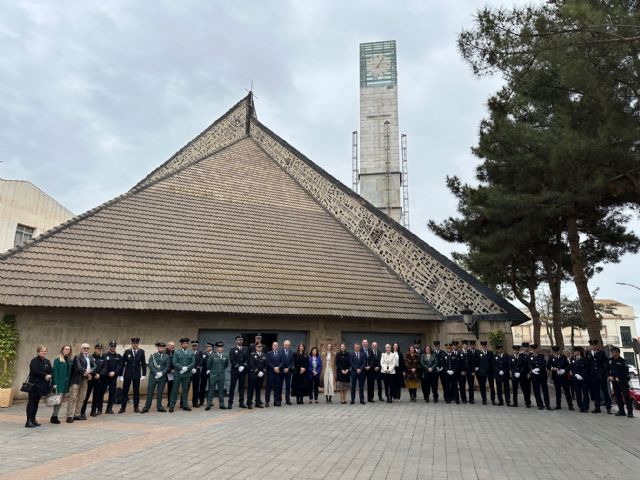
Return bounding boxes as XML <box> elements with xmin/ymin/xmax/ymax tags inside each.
<box><xmin>119</xmin><ymin>338</ymin><xmax>147</xmax><ymax>413</ymax></box>
<box><xmin>81</xmin><ymin>344</ymin><xmax>108</xmax><ymax>417</ymax></box>
<box><xmin>104</xmin><ymin>341</ymin><xmax>123</xmax><ymax>414</ymax></box>
<box><xmin>570</xmin><ymin>348</ymin><xmax>590</xmax><ymax>412</ymax></box>
<box><xmin>585</xmin><ymin>340</ymin><xmax>612</xmax><ymax>413</ymax></box>
<box><xmin>228</xmin><ymin>336</ymin><xmax>249</xmax><ymax>408</ymax></box>
<box><xmin>494</xmin><ymin>347</ymin><xmax>510</xmax><ymax>405</ymax></box>
<box><xmin>476</xmin><ymin>341</ymin><xmax>495</xmax><ymax>405</ymax></box>
<box><xmin>190</xmin><ymin>340</ymin><xmax>204</xmax><ymax>407</ymax></box>
<box><xmin>547</xmin><ymin>346</ymin><xmax>573</xmax><ymax>410</ymax></box>
<box><xmin>520</xmin><ymin>343</ymin><xmax>532</xmax><ymax>407</ymax></box>
<box><xmin>432</xmin><ymin>341</ymin><xmax>447</xmax><ymax>399</ymax></box>
<box><xmin>608</xmin><ymin>348</ymin><xmax>634</xmax><ymax>417</ymax></box>
<box><xmin>248</xmin><ymin>334</ymin><xmax>263</xmax><ymax>353</ymax></box>
<box><xmin>443</xmin><ymin>344</ymin><xmax>459</xmax><ymax>404</ymax></box>
<box><xmin>509</xmin><ymin>346</ymin><xmax>528</xmax><ymax>407</ymax></box>
<box><xmin>528</xmin><ymin>345</ymin><xmax>551</xmax><ymax>410</ymax></box>
<box><xmin>206</xmin><ymin>342</ymin><xmax>230</xmax><ymax>410</ymax></box>
<box><xmin>247</xmin><ymin>347</ymin><xmax>267</xmax><ymax>408</ymax></box>
<box><xmin>169</xmin><ymin>338</ymin><xmax>196</xmax><ymax>411</ymax></box>
<box><xmin>142</xmin><ymin>343</ymin><xmax>170</xmax><ymax>412</ymax></box>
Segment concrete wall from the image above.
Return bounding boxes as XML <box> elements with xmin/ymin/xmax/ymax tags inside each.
<box><xmin>0</xmin><ymin>179</ymin><xmax>74</xmax><ymax>253</ymax></box>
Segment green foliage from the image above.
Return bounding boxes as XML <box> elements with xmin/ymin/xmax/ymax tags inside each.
<box><xmin>0</xmin><ymin>315</ymin><xmax>19</xmax><ymax>383</ymax></box>
<box><xmin>0</xmin><ymin>370</ymin><xmax>12</xmax><ymax>389</ymax></box>
<box><xmin>488</xmin><ymin>330</ymin><xmax>506</xmax><ymax>350</ymax></box>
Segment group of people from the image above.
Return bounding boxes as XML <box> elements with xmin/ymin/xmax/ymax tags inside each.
<box><xmin>23</xmin><ymin>334</ymin><xmax>635</xmax><ymax>428</ymax></box>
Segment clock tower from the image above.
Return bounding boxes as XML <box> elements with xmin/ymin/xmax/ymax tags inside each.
<box><xmin>358</xmin><ymin>40</ymin><xmax>401</xmax><ymax>223</ymax></box>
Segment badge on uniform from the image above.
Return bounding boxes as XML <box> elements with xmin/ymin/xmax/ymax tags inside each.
<box><xmin>128</xmin><ymin>354</ymin><xmax>131</xmax><ymax>359</ymax></box>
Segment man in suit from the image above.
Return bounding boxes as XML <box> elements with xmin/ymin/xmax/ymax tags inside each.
<box><xmin>81</xmin><ymin>343</ymin><xmax>107</xmax><ymax>417</ymax></box>
<box><xmin>119</xmin><ymin>337</ymin><xmax>146</xmax><ymax>414</ymax></box>
<box><xmin>228</xmin><ymin>335</ymin><xmax>249</xmax><ymax>409</ymax></box>
<box><xmin>281</xmin><ymin>340</ymin><xmax>294</xmax><ymax>405</ymax></box>
<box><xmin>586</xmin><ymin>339</ymin><xmax>612</xmax><ymax>414</ymax></box>
<box><xmin>433</xmin><ymin>340</ymin><xmax>446</xmax><ymax>400</ymax></box>
<box><xmin>190</xmin><ymin>340</ymin><xmax>204</xmax><ymax>407</ymax></box>
<box><xmin>206</xmin><ymin>342</ymin><xmax>230</xmax><ymax>410</ymax></box>
<box><xmin>197</xmin><ymin>342</ymin><xmax>210</xmax><ymax>407</ymax></box>
<box><xmin>350</xmin><ymin>343</ymin><xmax>367</xmax><ymax>404</ymax></box>
<box><xmin>265</xmin><ymin>341</ymin><xmax>282</xmax><ymax>407</ymax></box>
<box><xmin>103</xmin><ymin>340</ymin><xmax>122</xmax><ymax>414</ymax></box>
<box><xmin>141</xmin><ymin>342</ymin><xmax>170</xmax><ymax>413</ymax></box>
<box><xmin>476</xmin><ymin>340</ymin><xmax>495</xmax><ymax>405</ymax></box>
<box><xmin>494</xmin><ymin>345</ymin><xmax>510</xmax><ymax>406</ymax></box>
<box><xmin>169</xmin><ymin>337</ymin><xmax>195</xmax><ymax>412</ymax></box>
<box><xmin>547</xmin><ymin>346</ymin><xmax>574</xmax><ymax>410</ymax></box>
<box><xmin>66</xmin><ymin>343</ymin><xmax>96</xmax><ymax>423</ymax></box>
<box><xmin>368</xmin><ymin>341</ymin><xmax>383</xmax><ymax>402</ymax></box>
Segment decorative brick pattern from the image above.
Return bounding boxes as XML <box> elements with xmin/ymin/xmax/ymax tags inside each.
<box><xmin>251</xmin><ymin>120</ymin><xmax>506</xmax><ymax>318</ymax></box>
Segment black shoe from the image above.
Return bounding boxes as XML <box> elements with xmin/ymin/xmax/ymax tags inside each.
<box><xmin>240</xmin><ymin>403</ymin><xmax>247</xmax><ymax>409</ymax></box>
<box><xmin>568</xmin><ymin>405</ymin><xmax>574</xmax><ymax>411</ymax></box>
<box><xmin>445</xmin><ymin>400</ymin><xmax>451</xmax><ymax>404</ymax></box>
<box><xmin>461</xmin><ymin>399</ymin><xmax>467</xmax><ymax>404</ymax></box>
<box><xmin>360</xmin><ymin>400</ymin><xmax>366</xmax><ymax>405</ymax></box>
<box><xmin>386</xmin><ymin>398</ymin><xmax>392</xmax><ymax>403</ymax></box>
<box><xmin>90</xmin><ymin>412</ymin><xmax>98</xmax><ymax>417</ymax></box>
<box><xmin>546</xmin><ymin>406</ymin><xmax>553</xmax><ymax>411</ymax></box>
<box><xmin>265</xmin><ymin>402</ymin><xmax>270</xmax><ymax>408</ymax></box>
<box><xmin>50</xmin><ymin>416</ymin><xmax>60</xmax><ymax>424</ymax></box>
<box><xmin>555</xmin><ymin>406</ymin><xmax>562</xmax><ymax>410</ymax></box>
<box><xmin>32</xmin><ymin>419</ymin><xmax>41</xmax><ymax>426</ymax></box>
<box><xmin>140</xmin><ymin>408</ymin><xmax>149</xmax><ymax>414</ymax></box>
<box><xmin>183</xmin><ymin>407</ymin><xmax>192</xmax><ymax>411</ymax></box>
<box><xmin>134</xmin><ymin>407</ymin><xmax>140</xmax><ymax>413</ymax></box>
<box><xmin>118</xmin><ymin>407</ymin><xmax>125</xmax><ymax>414</ymax></box>
<box><xmin>511</xmin><ymin>404</ymin><xmax>518</xmax><ymax>407</ymax></box>
<box><xmin>256</xmin><ymin>404</ymin><xmax>264</xmax><ymax>408</ymax></box>
<box><xmin>592</xmin><ymin>408</ymin><xmax>601</xmax><ymax>413</ymax></box>
<box><xmin>628</xmin><ymin>412</ymin><xmax>634</xmax><ymax>418</ymax></box>
<box><xmin>456</xmin><ymin>401</ymin><xmax>461</xmax><ymax>404</ymax></box>
<box><xmin>606</xmin><ymin>408</ymin><xmax>612</xmax><ymax>415</ymax></box>
<box><xmin>378</xmin><ymin>396</ymin><xmax>384</xmax><ymax>402</ymax></box>
<box><xmin>169</xmin><ymin>407</ymin><xmax>174</xmax><ymax>413</ymax></box>
<box><xmin>498</xmin><ymin>402</ymin><xmax>504</xmax><ymax>406</ymax></box>
<box><xmin>286</xmin><ymin>401</ymin><xmax>293</xmax><ymax>405</ymax></box>
<box><xmin>25</xmin><ymin>420</ymin><xmax>37</xmax><ymax>428</ymax></box>
<box><xmin>76</xmin><ymin>415</ymin><xmax>86</xmax><ymax>421</ymax></box>
<box><xmin>96</xmin><ymin>410</ymin><xmax>102</xmax><ymax>415</ymax></box>
<box><xmin>537</xmin><ymin>406</ymin><xmax>544</xmax><ymax>410</ymax></box>
<box><xmin>350</xmin><ymin>401</ymin><xmax>355</xmax><ymax>404</ymax></box>
<box><xmin>157</xmin><ymin>407</ymin><xmax>167</xmax><ymax>412</ymax></box>
<box><xmin>248</xmin><ymin>405</ymin><xmax>253</xmax><ymax>409</ymax></box>
<box><xmin>275</xmin><ymin>402</ymin><xmax>281</xmax><ymax>407</ymax></box>
<box><xmin>105</xmin><ymin>409</ymin><xmax>114</xmax><ymax>414</ymax></box>
<box><xmin>469</xmin><ymin>400</ymin><xmax>475</xmax><ymax>404</ymax></box>
<box><xmin>526</xmin><ymin>404</ymin><xmax>531</xmax><ymax>409</ymax></box>
<box><xmin>482</xmin><ymin>400</ymin><xmax>487</xmax><ymax>405</ymax></box>
<box><xmin>220</xmin><ymin>406</ymin><xmax>227</xmax><ymax>410</ymax></box>
<box><xmin>615</xmin><ymin>411</ymin><xmax>626</xmax><ymax>416</ymax></box>
<box><xmin>368</xmin><ymin>399</ymin><xmax>375</xmax><ymax>403</ymax></box>
<box><xmin>205</xmin><ymin>406</ymin><xmax>211</xmax><ymax>411</ymax></box>
<box><xmin>66</xmin><ymin>417</ymin><xmax>74</xmax><ymax>423</ymax></box>
<box><xmin>492</xmin><ymin>400</ymin><xmax>496</xmax><ymax>405</ymax></box>
<box><xmin>193</xmin><ymin>403</ymin><xmax>199</xmax><ymax>408</ymax></box>
<box><xmin>425</xmin><ymin>398</ymin><xmax>430</xmax><ymax>403</ymax></box>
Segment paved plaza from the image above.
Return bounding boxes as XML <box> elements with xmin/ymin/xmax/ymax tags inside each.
<box><xmin>0</xmin><ymin>392</ymin><xmax>639</xmax><ymax>480</ymax></box>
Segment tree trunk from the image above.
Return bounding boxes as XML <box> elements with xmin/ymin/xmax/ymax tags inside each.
<box><xmin>566</xmin><ymin>214</ymin><xmax>601</xmax><ymax>344</ymax></box>
<box><xmin>542</xmin><ymin>257</ymin><xmax>565</xmax><ymax>349</ymax></box>
<box><xmin>528</xmin><ymin>283</ymin><xmax>541</xmax><ymax>346</ymax></box>
<box><xmin>570</xmin><ymin>325</ymin><xmax>575</xmax><ymax>348</ymax></box>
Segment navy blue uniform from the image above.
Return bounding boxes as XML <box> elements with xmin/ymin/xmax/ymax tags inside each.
<box><xmin>547</xmin><ymin>354</ymin><xmax>573</xmax><ymax>409</ymax></box>
<box><xmin>494</xmin><ymin>352</ymin><xmax>510</xmax><ymax>405</ymax></box>
<box><xmin>585</xmin><ymin>349</ymin><xmax>612</xmax><ymax>412</ymax></box>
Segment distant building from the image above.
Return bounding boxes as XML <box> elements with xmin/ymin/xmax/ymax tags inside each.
<box><xmin>512</xmin><ymin>299</ymin><xmax>638</xmax><ymax>368</ymax></box>
<box><xmin>0</xmin><ymin>178</ymin><xmax>74</xmax><ymax>253</ymax></box>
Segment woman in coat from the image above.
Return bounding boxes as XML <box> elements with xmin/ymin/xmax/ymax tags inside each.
<box><xmin>393</xmin><ymin>342</ymin><xmax>404</xmax><ymax>401</ymax></box>
<box><xmin>50</xmin><ymin>344</ymin><xmax>73</xmax><ymax>424</ymax></box>
<box><xmin>335</xmin><ymin>343</ymin><xmax>351</xmax><ymax>404</ymax></box>
<box><xmin>420</xmin><ymin>345</ymin><xmax>439</xmax><ymax>402</ymax></box>
<box><xmin>322</xmin><ymin>343</ymin><xmax>336</xmax><ymax>403</ymax></box>
<box><xmin>26</xmin><ymin>345</ymin><xmax>53</xmax><ymax>428</ymax></box>
<box><xmin>380</xmin><ymin>343</ymin><xmax>397</xmax><ymax>403</ymax></box>
<box><xmin>570</xmin><ymin>347</ymin><xmax>590</xmax><ymax>413</ymax></box>
<box><xmin>308</xmin><ymin>347</ymin><xmax>323</xmax><ymax>403</ymax></box>
<box><xmin>404</xmin><ymin>346</ymin><xmax>421</xmax><ymax>402</ymax></box>
<box><xmin>292</xmin><ymin>344</ymin><xmax>309</xmax><ymax>404</ymax></box>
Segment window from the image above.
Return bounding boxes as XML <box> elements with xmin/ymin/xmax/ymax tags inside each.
<box><xmin>623</xmin><ymin>352</ymin><xmax>637</xmax><ymax>369</ymax></box>
<box><xmin>620</xmin><ymin>326</ymin><xmax>633</xmax><ymax>347</ymax></box>
<box><xmin>14</xmin><ymin>224</ymin><xmax>34</xmax><ymax>247</ymax></box>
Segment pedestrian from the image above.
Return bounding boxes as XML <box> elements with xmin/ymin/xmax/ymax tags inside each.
<box><xmin>265</xmin><ymin>341</ymin><xmax>282</xmax><ymax>407</ymax></box>
<box><xmin>322</xmin><ymin>343</ymin><xmax>336</xmax><ymax>403</ymax></box>
<box><xmin>433</xmin><ymin>340</ymin><xmax>446</xmax><ymax>401</ymax></box>
<box><xmin>308</xmin><ymin>347</ymin><xmax>322</xmax><ymax>403</ymax></box>
<box><xmin>350</xmin><ymin>343</ymin><xmax>366</xmax><ymax>404</ymax></box>
<box><xmin>477</xmin><ymin>340</ymin><xmax>495</xmax><ymax>405</ymax></box>
<box><xmin>141</xmin><ymin>342</ymin><xmax>169</xmax><ymax>413</ymax></box>
<box><xmin>50</xmin><ymin>344</ymin><xmax>72</xmax><ymax>424</ymax></box>
<box><xmin>247</xmin><ymin>343</ymin><xmax>266</xmax><ymax>409</ymax></box>
<box><xmin>443</xmin><ymin>343</ymin><xmax>459</xmax><ymax>404</ymax></box>
<box><xmin>392</xmin><ymin>342</ymin><xmax>404</xmax><ymax>400</ymax></box>
<box><xmin>380</xmin><ymin>343</ymin><xmax>397</xmax><ymax>403</ymax></box>
<box><xmin>404</xmin><ymin>346</ymin><xmax>420</xmax><ymax>402</ymax></box>
<box><xmin>169</xmin><ymin>337</ymin><xmax>195</xmax><ymax>412</ymax></box>
<box><xmin>369</xmin><ymin>342</ymin><xmax>383</xmax><ymax>401</ymax></box>
<box><xmin>66</xmin><ymin>343</ymin><xmax>95</xmax><ymax>423</ymax></box>
<box><xmin>292</xmin><ymin>343</ymin><xmax>309</xmax><ymax>404</ymax></box>
<box><xmin>608</xmin><ymin>347</ymin><xmax>634</xmax><ymax>418</ymax></box>
<box><xmin>228</xmin><ymin>335</ymin><xmax>249</xmax><ymax>409</ymax></box>
<box><xmin>420</xmin><ymin>345</ymin><xmax>438</xmax><ymax>402</ymax></box>
<box><xmin>335</xmin><ymin>343</ymin><xmax>351</xmax><ymax>404</ymax></box>
<box><xmin>25</xmin><ymin>345</ymin><xmax>52</xmax><ymax>428</ymax></box>
<box><xmin>206</xmin><ymin>341</ymin><xmax>229</xmax><ymax>410</ymax></box>
<box><xmin>585</xmin><ymin>339</ymin><xmax>612</xmax><ymax>414</ymax></box>
<box><xmin>494</xmin><ymin>345</ymin><xmax>510</xmax><ymax>406</ymax></box>
<box><xmin>281</xmin><ymin>340</ymin><xmax>295</xmax><ymax>406</ymax></box>
<box><xmin>81</xmin><ymin>343</ymin><xmax>107</xmax><ymax>418</ymax></box>
<box><xmin>529</xmin><ymin>344</ymin><xmax>552</xmax><ymax>410</ymax></box>
<box><xmin>190</xmin><ymin>340</ymin><xmax>204</xmax><ymax>408</ymax></box>
<box><xmin>119</xmin><ymin>337</ymin><xmax>146</xmax><ymax>413</ymax></box>
<box><xmin>103</xmin><ymin>340</ymin><xmax>122</xmax><ymax>414</ymax></box>
<box><xmin>570</xmin><ymin>346</ymin><xmax>590</xmax><ymax>413</ymax></box>
<box><xmin>547</xmin><ymin>346</ymin><xmax>574</xmax><ymax>410</ymax></box>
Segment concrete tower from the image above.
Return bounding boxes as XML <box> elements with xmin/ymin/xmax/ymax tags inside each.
<box><xmin>358</xmin><ymin>40</ymin><xmax>401</xmax><ymax>222</ymax></box>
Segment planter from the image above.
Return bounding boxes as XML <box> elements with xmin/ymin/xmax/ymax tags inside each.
<box><xmin>0</xmin><ymin>387</ymin><xmax>13</xmax><ymax>408</ymax></box>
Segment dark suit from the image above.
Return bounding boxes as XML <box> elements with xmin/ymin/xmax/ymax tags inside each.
<box><xmin>529</xmin><ymin>352</ymin><xmax>551</xmax><ymax>409</ymax></box>
<box><xmin>26</xmin><ymin>356</ymin><xmax>53</xmax><ymax>423</ymax></box>
<box><xmin>365</xmin><ymin>349</ymin><xmax>382</xmax><ymax>401</ymax></box>
<box><xmin>547</xmin><ymin>354</ymin><xmax>573</xmax><ymax>409</ymax></box>
<box><xmin>476</xmin><ymin>349</ymin><xmax>495</xmax><ymax>404</ymax></box>
<box><xmin>494</xmin><ymin>353</ymin><xmax>510</xmax><ymax>405</ymax></box>
<box><xmin>585</xmin><ymin>349</ymin><xmax>611</xmax><ymax>411</ymax></box>
<box><xmin>191</xmin><ymin>349</ymin><xmax>205</xmax><ymax>407</ymax></box>
<box><xmin>121</xmin><ymin>348</ymin><xmax>147</xmax><ymax>409</ymax></box>
<box><xmin>281</xmin><ymin>348</ymin><xmax>294</xmax><ymax>403</ymax></box>
<box><xmin>103</xmin><ymin>349</ymin><xmax>122</xmax><ymax>412</ymax></box>
<box><xmin>349</xmin><ymin>351</ymin><xmax>367</xmax><ymax>402</ymax></box>
<box><xmin>265</xmin><ymin>349</ymin><xmax>283</xmax><ymax>405</ymax></box>
<box><xmin>229</xmin><ymin>345</ymin><xmax>249</xmax><ymax>407</ymax></box>
<box><xmin>81</xmin><ymin>352</ymin><xmax>108</xmax><ymax>415</ymax></box>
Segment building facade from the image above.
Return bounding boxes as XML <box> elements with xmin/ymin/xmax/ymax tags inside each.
<box><xmin>0</xmin><ymin>94</ymin><xmax>526</xmax><ymax>399</ymax></box>
<box><xmin>0</xmin><ymin>178</ymin><xmax>74</xmax><ymax>254</ymax></box>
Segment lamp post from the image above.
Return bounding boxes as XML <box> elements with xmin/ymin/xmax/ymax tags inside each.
<box><xmin>461</xmin><ymin>307</ymin><xmax>479</xmax><ymax>339</ymax></box>
<box><xmin>616</xmin><ymin>282</ymin><xmax>640</xmax><ymax>292</ymax></box>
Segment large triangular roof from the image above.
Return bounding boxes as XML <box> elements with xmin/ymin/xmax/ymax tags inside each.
<box><xmin>0</xmin><ymin>94</ymin><xmax>526</xmax><ymax>323</ymax></box>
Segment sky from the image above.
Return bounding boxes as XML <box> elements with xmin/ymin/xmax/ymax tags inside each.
<box><xmin>1</xmin><ymin>0</ymin><xmax>639</xmax><ymax>332</ymax></box>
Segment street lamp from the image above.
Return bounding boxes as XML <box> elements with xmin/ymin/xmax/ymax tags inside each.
<box><xmin>461</xmin><ymin>307</ymin><xmax>479</xmax><ymax>339</ymax></box>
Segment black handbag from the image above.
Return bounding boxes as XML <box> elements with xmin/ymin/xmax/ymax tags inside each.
<box><xmin>20</xmin><ymin>375</ymin><xmax>33</xmax><ymax>393</ymax></box>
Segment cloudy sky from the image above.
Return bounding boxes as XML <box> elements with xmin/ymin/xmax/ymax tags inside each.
<box><xmin>2</xmin><ymin>0</ymin><xmax>639</xmax><ymax>329</ymax></box>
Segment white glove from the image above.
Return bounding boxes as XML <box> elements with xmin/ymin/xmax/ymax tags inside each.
<box><xmin>258</xmin><ymin>371</ymin><xmax>264</xmax><ymax>378</ymax></box>
<box><xmin>475</xmin><ymin>367</ymin><xmax>479</xmax><ymax>371</ymax></box>
<box><xmin>499</xmin><ymin>370</ymin><xmax>504</xmax><ymax>376</ymax></box>
<box><xmin>140</xmin><ymin>376</ymin><xmax>146</xmax><ymax>381</ymax></box>
<box><xmin>191</xmin><ymin>368</ymin><xmax>197</xmax><ymax>374</ymax></box>
<box><xmin>167</xmin><ymin>373</ymin><xmax>174</xmax><ymax>381</ymax></box>
<box><xmin>532</xmin><ymin>368</ymin><xmax>540</xmax><ymax>375</ymax></box>
<box><xmin>207</xmin><ymin>370</ymin><xmax>210</xmax><ymax>374</ymax></box>
<box><xmin>447</xmin><ymin>370</ymin><xmax>454</xmax><ymax>375</ymax></box>
<box><xmin>557</xmin><ymin>369</ymin><xmax>565</xmax><ymax>375</ymax></box>
<box><xmin>238</xmin><ymin>366</ymin><xmax>245</xmax><ymax>372</ymax></box>
<box><xmin>180</xmin><ymin>367</ymin><xmax>188</xmax><ymax>374</ymax></box>
<box><xmin>437</xmin><ymin>367</ymin><xmax>443</xmax><ymax>372</ymax></box>
<box><xmin>514</xmin><ymin>372</ymin><xmax>521</xmax><ymax>378</ymax></box>
<box><xmin>575</xmin><ymin>374</ymin><xmax>583</xmax><ymax>381</ymax></box>
<box><xmin>155</xmin><ymin>372</ymin><xmax>162</xmax><ymax>379</ymax></box>
<box><xmin>117</xmin><ymin>376</ymin><xmax>124</xmax><ymax>382</ymax></box>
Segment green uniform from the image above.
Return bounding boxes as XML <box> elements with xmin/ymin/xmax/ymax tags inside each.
<box><xmin>207</xmin><ymin>352</ymin><xmax>230</xmax><ymax>407</ymax></box>
<box><xmin>144</xmin><ymin>352</ymin><xmax>170</xmax><ymax>410</ymax></box>
<box><xmin>169</xmin><ymin>348</ymin><xmax>195</xmax><ymax>408</ymax></box>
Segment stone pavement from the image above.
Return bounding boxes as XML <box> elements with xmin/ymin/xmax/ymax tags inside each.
<box><xmin>0</xmin><ymin>392</ymin><xmax>639</xmax><ymax>480</ymax></box>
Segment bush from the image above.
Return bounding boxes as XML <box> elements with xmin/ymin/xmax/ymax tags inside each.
<box><xmin>0</xmin><ymin>315</ymin><xmax>19</xmax><ymax>387</ymax></box>
<box><xmin>0</xmin><ymin>370</ymin><xmax>12</xmax><ymax>389</ymax></box>
<box><xmin>488</xmin><ymin>329</ymin><xmax>505</xmax><ymax>350</ymax></box>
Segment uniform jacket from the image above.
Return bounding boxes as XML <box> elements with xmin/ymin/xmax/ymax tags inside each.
<box><xmin>494</xmin><ymin>353</ymin><xmax>510</xmax><ymax>378</ymax></box>
<box><xmin>229</xmin><ymin>345</ymin><xmax>249</xmax><ymax>371</ymax></box>
<box><xmin>570</xmin><ymin>356</ymin><xmax>589</xmax><ymax>380</ymax></box>
<box><xmin>28</xmin><ymin>356</ymin><xmax>53</xmax><ymax>395</ymax></box>
<box><xmin>443</xmin><ymin>352</ymin><xmax>459</xmax><ymax>373</ymax></box>
<box><xmin>433</xmin><ymin>349</ymin><xmax>446</xmax><ymax>372</ymax></box>
<box><xmin>529</xmin><ymin>352</ymin><xmax>548</xmax><ymax>378</ymax></box>
<box><xmin>193</xmin><ymin>349</ymin><xmax>205</xmax><ymax>376</ymax></box>
<box><xmin>476</xmin><ymin>349</ymin><xmax>495</xmax><ymax>377</ymax></box>
<box><xmin>148</xmin><ymin>352</ymin><xmax>170</xmax><ymax>380</ymax></box>
<box><xmin>207</xmin><ymin>352</ymin><xmax>230</xmax><ymax>380</ymax></box>
<box><xmin>457</xmin><ymin>349</ymin><xmax>470</xmax><ymax>375</ymax></box>
<box><xmin>248</xmin><ymin>352</ymin><xmax>267</xmax><ymax>379</ymax></box>
<box><xmin>172</xmin><ymin>348</ymin><xmax>195</xmax><ymax>379</ymax></box>
<box><xmin>547</xmin><ymin>354</ymin><xmax>570</xmax><ymax>380</ymax></box>
<box><xmin>585</xmin><ymin>349</ymin><xmax>608</xmax><ymax>380</ymax></box>
<box><xmin>52</xmin><ymin>356</ymin><xmax>72</xmax><ymax>394</ymax></box>
<box><xmin>349</xmin><ymin>351</ymin><xmax>367</xmax><ymax>373</ymax></box>
<box><xmin>608</xmin><ymin>357</ymin><xmax>630</xmax><ymax>382</ymax></box>
<box><xmin>467</xmin><ymin>349</ymin><xmax>480</xmax><ymax>373</ymax></box>
<box><xmin>70</xmin><ymin>353</ymin><xmax>96</xmax><ymax>385</ymax></box>
<box><xmin>104</xmin><ymin>350</ymin><xmax>123</xmax><ymax>377</ymax></box>
<box><xmin>122</xmin><ymin>348</ymin><xmax>147</xmax><ymax>380</ymax></box>
<box><xmin>509</xmin><ymin>353</ymin><xmax>527</xmax><ymax>378</ymax></box>
<box><xmin>91</xmin><ymin>353</ymin><xmax>107</xmax><ymax>379</ymax></box>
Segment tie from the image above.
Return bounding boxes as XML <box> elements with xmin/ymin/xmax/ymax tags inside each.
<box><xmin>357</xmin><ymin>352</ymin><xmax>359</xmax><ymax>359</ymax></box>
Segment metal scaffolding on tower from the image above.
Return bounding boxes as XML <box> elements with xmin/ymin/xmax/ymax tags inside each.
<box><xmin>401</xmin><ymin>134</ymin><xmax>410</xmax><ymax>229</ymax></box>
<box><xmin>352</xmin><ymin>131</ymin><xmax>359</xmax><ymax>193</ymax></box>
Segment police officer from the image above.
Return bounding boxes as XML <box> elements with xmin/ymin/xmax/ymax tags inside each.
<box><xmin>570</xmin><ymin>346</ymin><xmax>590</xmax><ymax>412</ymax></box>
<box><xmin>165</xmin><ymin>341</ymin><xmax>176</xmax><ymax>407</ymax></box>
<box><xmin>197</xmin><ymin>344</ymin><xmax>210</xmax><ymax>408</ymax></box>
<box><xmin>509</xmin><ymin>345</ymin><xmax>525</xmax><ymax>407</ymax></box>
<box><xmin>141</xmin><ymin>342</ymin><xmax>170</xmax><ymax>413</ymax></box>
<box><xmin>433</xmin><ymin>340</ymin><xmax>446</xmax><ymax>401</ymax></box>
<box><xmin>190</xmin><ymin>340</ymin><xmax>204</xmax><ymax>408</ymax></box>
<box><xmin>228</xmin><ymin>335</ymin><xmax>249</xmax><ymax>409</ymax></box>
<box><xmin>247</xmin><ymin>342</ymin><xmax>267</xmax><ymax>409</ymax></box>
<box><xmin>248</xmin><ymin>333</ymin><xmax>263</xmax><ymax>353</ymax></box>
<box><xmin>103</xmin><ymin>340</ymin><xmax>122</xmax><ymax>414</ymax></box>
<box><xmin>206</xmin><ymin>341</ymin><xmax>229</xmax><ymax>410</ymax></box>
<box><xmin>529</xmin><ymin>344</ymin><xmax>552</xmax><ymax>410</ymax></box>
<box><xmin>443</xmin><ymin>343</ymin><xmax>459</xmax><ymax>404</ymax></box>
<box><xmin>586</xmin><ymin>339</ymin><xmax>612</xmax><ymax>414</ymax></box>
<box><xmin>169</xmin><ymin>338</ymin><xmax>195</xmax><ymax>412</ymax></box>
<box><xmin>454</xmin><ymin>340</ymin><xmax>468</xmax><ymax>403</ymax></box>
<box><xmin>547</xmin><ymin>346</ymin><xmax>573</xmax><ymax>410</ymax></box>
<box><xmin>608</xmin><ymin>347</ymin><xmax>634</xmax><ymax>418</ymax></box>
<box><xmin>81</xmin><ymin>343</ymin><xmax>107</xmax><ymax>417</ymax></box>
<box><xmin>520</xmin><ymin>342</ymin><xmax>533</xmax><ymax>407</ymax></box>
<box><xmin>494</xmin><ymin>345</ymin><xmax>510</xmax><ymax>406</ymax></box>
<box><xmin>476</xmin><ymin>340</ymin><xmax>495</xmax><ymax>405</ymax></box>
<box><xmin>119</xmin><ymin>337</ymin><xmax>146</xmax><ymax>414</ymax></box>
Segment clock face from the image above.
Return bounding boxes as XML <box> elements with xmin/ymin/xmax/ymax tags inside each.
<box><xmin>366</xmin><ymin>53</ymin><xmax>392</xmax><ymax>78</ymax></box>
